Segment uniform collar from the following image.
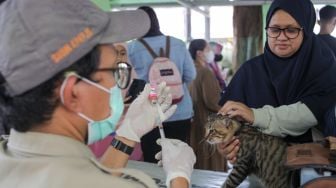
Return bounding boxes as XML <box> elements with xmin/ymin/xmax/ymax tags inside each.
<box><xmin>7</xmin><ymin>129</ymin><xmax>95</xmax><ymax>159</ymax></box>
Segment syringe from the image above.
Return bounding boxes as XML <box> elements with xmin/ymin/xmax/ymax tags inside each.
<box><xmin>148</xmin><ymin>86</ymin><xmax>166</xmax><ymax>138</ymax></box>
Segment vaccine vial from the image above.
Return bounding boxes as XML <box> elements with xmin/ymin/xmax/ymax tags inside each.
<box><xmin>148</xmin><ymin>85</ymin><xmax>158</xmax><ymax>104</ymax></box>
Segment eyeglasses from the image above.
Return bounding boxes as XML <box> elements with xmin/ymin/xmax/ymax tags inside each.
<box><xmin>95</xmin><ymin>62</ymin><xmax>132</xmax><ymax>89</ymax></box>
<box><xmin>266</xmin><ymin>27</ymin><xmax>303</xmax><ymax>39</ymax></box>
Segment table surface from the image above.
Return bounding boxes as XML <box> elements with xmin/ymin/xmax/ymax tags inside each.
<box><xmin>127</xmin><ymin>160</ymin><xmax>250</xmax><ymax>188</ymax></box>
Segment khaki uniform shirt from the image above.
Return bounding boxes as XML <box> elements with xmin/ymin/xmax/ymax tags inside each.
<box><xmin>0</xmin><ymin>130</ymin><xmax>157</xmax><ymax>188</ymax></box>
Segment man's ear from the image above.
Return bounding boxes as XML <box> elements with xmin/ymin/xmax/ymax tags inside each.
<box><xmin>61</xmin><ymin>75</ymin><xmax>81</xmax><ymax>112</ymax></box>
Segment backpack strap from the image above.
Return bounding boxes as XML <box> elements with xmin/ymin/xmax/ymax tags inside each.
<box><xmin>138</xmin><ymin>37</ymin><xmax>171</xmax><ymax>58</ymax></box>
<box><xmin>159</xmin><ymin>48</ymin><xmax>165</xmax><ymax>57</ymax></box>
<box><xmin>138</xmin><ymin>38</ymin><xmax>158</xmax><ymax>58</ymax></box>
<box><xmin>166</xmin><ymin>36</ymin><xmax>170</xmax><ymax>58</ymax></box>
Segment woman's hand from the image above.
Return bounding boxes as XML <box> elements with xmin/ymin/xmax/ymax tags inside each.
<box><xmin>219</xmin><ymin>100</ymin><xmax>254</xmax><ymax>125</ymax></box>
<box><xmin>217</xmin><ymin>137</ymin><xmax>240</xmax><ymax>164</ymax></box>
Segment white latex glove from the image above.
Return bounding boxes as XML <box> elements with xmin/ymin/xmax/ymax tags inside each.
<box><xmin>116</xmin><ymin>82</ymin><xmax>177</xmax><ymax>142</ymax></box>
<box><xmin>155</xmin><ymin>138</ymin><xmax>196</xmax><ymax>187</ymax></box>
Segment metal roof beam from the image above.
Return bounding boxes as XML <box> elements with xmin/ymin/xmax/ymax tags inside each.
<box><xmin>109</xmin><ymin>0</ymin><xmax>336</xmax><ymax>8</ymax></box>
<box><xmin>190</xmin><ymin>0</ymin><xmax>336</xmax><ymax>6</ymax></box>
<box><xmin>176</xmin><ymin>0</ymin><xmax>209</xmax><ymax>17</ymax></box>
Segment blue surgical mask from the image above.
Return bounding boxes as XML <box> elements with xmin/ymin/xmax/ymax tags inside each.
<box><xmin>60</xmin><ymin>73</ymin><xmax>124</xmax><ymax>145</ymax></box>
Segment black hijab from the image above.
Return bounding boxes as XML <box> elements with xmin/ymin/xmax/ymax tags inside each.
<box><xmin>138</xmin><ymin>6</ymin><xmax>163</xmax><ymax>37</ymax></box>
<box><xmin>220</xmin><ymin>0</ymin><xmax>336</xmax><ymax>131</ymax></box>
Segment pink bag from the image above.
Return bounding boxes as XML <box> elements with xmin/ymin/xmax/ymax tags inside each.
<box><xmin>139</xmin><ymin>36</ymin><xmax>184</xmax><ymax>104</ymax></box>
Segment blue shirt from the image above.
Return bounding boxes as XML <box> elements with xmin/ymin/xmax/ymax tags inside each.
<box><xmin>128</xmin><ymin>35</ymin><xmax>196</xmax><ymax>122</ymax></box>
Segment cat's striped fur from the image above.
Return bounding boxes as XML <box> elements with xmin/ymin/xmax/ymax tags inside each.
<box><xmin>205</xmin><ymin>114</ymin><xmax>289</xmax><ymax>188</ymax></box>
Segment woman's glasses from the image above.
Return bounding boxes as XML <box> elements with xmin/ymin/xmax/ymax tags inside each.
<box><xmin>95</xmin><ymin>62</ymin><xmax>132</xmax><ymax>89</ymax></box>
<box><xmin>266</xmin><ymin>27</ymin><xmax>303</xmax><ymax>39</ymax></box>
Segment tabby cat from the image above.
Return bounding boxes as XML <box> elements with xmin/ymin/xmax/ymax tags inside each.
<box><xmin>205</xmin><ymin>114</ymin><xmax>289</xmax><ymax>188</ymax></box>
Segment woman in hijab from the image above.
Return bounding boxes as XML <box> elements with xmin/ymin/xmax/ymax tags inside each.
<box><xmin>217</xmin><ymin>0</ymin><xmax>336</xmax><ymax>162</ymax></box>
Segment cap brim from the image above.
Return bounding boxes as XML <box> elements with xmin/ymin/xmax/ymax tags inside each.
<box><xmin>100</xmin><ymin>9</ymin><xmax>150</xmax><ymax>44</ymax></box>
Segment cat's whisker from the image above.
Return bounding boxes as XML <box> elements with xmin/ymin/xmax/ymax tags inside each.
<box><xmin>202</xmin><ymin>142</ymin><xmax>216</xmax><ymax>159</ymax></box>
<box><xmin>198</xmin><ymin>137</ymin><xmax>207</xmax><ymax>145</ymax></box>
